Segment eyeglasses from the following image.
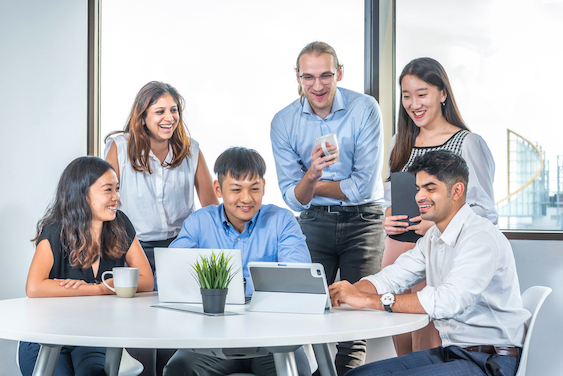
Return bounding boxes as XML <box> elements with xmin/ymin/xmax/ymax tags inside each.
<box><xmin>299</xmin><ymin>72</ymin><xmax>336</xmax><ymax>86</ymax></box>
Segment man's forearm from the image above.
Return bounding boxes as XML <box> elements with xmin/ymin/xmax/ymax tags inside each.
<box><xmin>315</xmin><ymin>181</ymin><xmax>347</xmax><ymax>200</ymax></box>
<box><xmin>382</xmin><ymin>293</ymin><xmax>426</xmax><ymax>314</ymax></box>
<box><xmin>294</xmin><ymin>170</ymin><xmax>319</xmax><ymax>205</ymax></box>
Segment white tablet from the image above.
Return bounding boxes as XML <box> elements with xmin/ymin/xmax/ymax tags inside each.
<box><xmin>248</xmin><ymin>262</ymin><xmax>331</xmax><ymax>314</ymax></box>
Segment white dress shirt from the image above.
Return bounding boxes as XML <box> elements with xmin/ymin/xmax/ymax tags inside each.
<box><xmin>104</xmin><ymin>133</ymin><xmax>199</xmax><ymax>242</ymax></box>
<box><xmin>383</xmin><ymin>131</ymin><xmax>498</xmax><ymax>224</ymax></box>
<box><xmin>363</xmin><ymin>204</ymin><xmax>530</xmax><ymax>347</ymax></box>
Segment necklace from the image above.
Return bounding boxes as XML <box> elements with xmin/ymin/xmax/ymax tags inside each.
<box><xmin>419</xmin><ymin>123</ymin><xmax>449</xmax><ymax>146</ymax></box>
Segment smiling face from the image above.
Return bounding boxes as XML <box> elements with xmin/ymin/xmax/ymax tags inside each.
<box><xmin>87</xmin><ymin>169</ymin><xmax>120</xmax><ymax>227</ymax></box>
<box><xmin>214</xmin><ymin>173</ymin><xmax>265</xmax><ymax>233</ymax></box>
<box><xmin>415</xmin><ymin>170</ymin><xmax>464</xmax><ymax>233</ymax></box>
<box><xmin>401</xmin><ymin>74</ymin><xmax>447</xmax><ymax>131</ymax></box>
<box><xmin>143</xmin><ymin>93</ymin><xmax>179</xmax><ymax>144</ymax></box>
<box><xmin>296</xmin><ymin>53</ymin><xmax>342</xmax><ymax>119</ymax></box>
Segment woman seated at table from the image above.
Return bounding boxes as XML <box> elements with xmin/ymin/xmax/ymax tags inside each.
<box><xmin>19</xmin><ymin>156</ymin><xmax>154</xmax><ymax>376</ymax></box>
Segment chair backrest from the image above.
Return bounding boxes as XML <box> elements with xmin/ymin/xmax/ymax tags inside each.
<box><xmin>514</xmin><ymin>286</ymin><xmax>552</xmax><ymax>376</ymax></box>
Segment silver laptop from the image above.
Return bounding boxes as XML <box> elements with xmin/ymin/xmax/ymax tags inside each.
<box><xmin>154</xmin><ymin>248</ymin><xmax>245</xmax><ymax>305</ymax></box>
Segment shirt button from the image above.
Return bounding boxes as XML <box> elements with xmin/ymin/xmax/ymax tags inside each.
<box><xmin>237</xmin><ymin>238</ymin><xmax>240</xmax><ymax>241</ymax></box>
<box><xmin>249</xmin><ymin>229</ymin><xmax>252</xmax><ymax>233</ymax></box>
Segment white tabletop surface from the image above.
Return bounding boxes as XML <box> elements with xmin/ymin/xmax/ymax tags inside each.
<box><xmin>0</xmin><ymin>292</ymin><xmax>428</xmax><ymax>349</ymax></box>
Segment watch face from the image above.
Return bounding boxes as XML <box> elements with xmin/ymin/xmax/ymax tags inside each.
<box><xmin>381</xmin><ymin>293</ymin><xmax>394</xmax><ymax>305</ymax></box>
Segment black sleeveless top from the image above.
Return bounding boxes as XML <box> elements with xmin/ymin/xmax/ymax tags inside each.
<box><xmin>37</xmin><ymin>210</ymin><xmax>136</xmax><ymax>283</ymax></box>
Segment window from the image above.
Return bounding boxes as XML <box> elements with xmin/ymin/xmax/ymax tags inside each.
<box><xmin>396</xmin><ymin>0</ymin><xmax>563</xmax><ymax>231</ymax></box>
<box><xmin>99</xmin><ymin>0</ymin><xmax>365</xmax><ymax>209</ymax></box>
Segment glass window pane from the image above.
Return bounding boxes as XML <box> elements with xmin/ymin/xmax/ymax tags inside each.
<box><xmin>100</xmin><ymin>0</ymin><xmax>364</xmax><ymax>209</ymax></box>
<box><xmin>396</xmin><ymin>0</ymin><xmax>563</xmax><ymax>230</ymax></box>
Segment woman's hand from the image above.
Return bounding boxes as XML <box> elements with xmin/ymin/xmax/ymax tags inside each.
<box><xmin>383</xmin><ymin>206</ymin><xmax>410</xmax><ymax>235</ymax></box>
<box><xmin>54</xmin><ymin>278</ymin><xmax>88</xmax><ymax>289</ymax></box>
<box><xmin>407</xmin><ymin>216</ymin><xmax>434</xmax><ymax>236</ymax></box>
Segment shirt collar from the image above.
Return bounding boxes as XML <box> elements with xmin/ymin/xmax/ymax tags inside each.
<box><xmin>220</xmin><ymin>203</ymin><xmax>260</xmax><ymax>233</ymax></box>
<box><xmin>432</xmin><ymin>204</ymin><xmax>473</xmax><ymax>247</ymax></box>
<box><xmin>302</xmin><ymin>88</ymin><xmax>345</xmax><ymax>119</ymax></box>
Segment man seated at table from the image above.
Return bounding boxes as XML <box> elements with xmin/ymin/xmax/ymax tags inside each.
<box><xmin>329</xmin><ymin>150</ymin><xmax>530</xmax><ymax>376</ymax></box>
<box><xmin>163</xmin><ymin>146</ymin><xmax>312</xmax><ymax>376</ymax></box>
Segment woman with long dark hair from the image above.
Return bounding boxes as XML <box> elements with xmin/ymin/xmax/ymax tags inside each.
<box><xmin>382</xmin><ymin>57</ymin><xmax>497</xmax><ymax>355</ymax></box>
<box><xmin>19</xmin><ymin>156</ymin><xmax>153</xmax><ymax>376</ymax></box>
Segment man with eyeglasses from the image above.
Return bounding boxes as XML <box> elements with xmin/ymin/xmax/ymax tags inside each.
<box><xmin>270</xmin><ymin>41</ymin><xmax>385</xmax><ymax>376</ymax></box>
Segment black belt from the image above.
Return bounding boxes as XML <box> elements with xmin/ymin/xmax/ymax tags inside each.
<box><xmin>464</xmin><ymin>345</ymin><xmax>521</xmax><ymax>358</ymax></box>
<box><xmin>309</xmin><ymin>203</ymin><xmax>381</xmax><ymax>214</ymax></box>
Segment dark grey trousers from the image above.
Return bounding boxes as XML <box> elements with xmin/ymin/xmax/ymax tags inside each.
<box><xmin>298</xmin><ymin>206</ymin><xmax>385</xmax><ymax>376</ymax></box>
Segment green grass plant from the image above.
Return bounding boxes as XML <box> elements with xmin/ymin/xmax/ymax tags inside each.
<box><xmin>191</xmin><ymin>250</ymin><xmax>240</xmax><ymax>289</ymax></box>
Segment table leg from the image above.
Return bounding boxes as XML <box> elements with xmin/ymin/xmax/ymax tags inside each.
<box><xmin>32</xmin><ymin>344</ymin><xmax>61</xmax><ymax>376</ymax></box>
<box><xmin>272</xmin><ymin>352</ymin><xmax>298</xmax><ymax>376</ymax></box>
<box><xmin>104</xmin><ymin>347</ymin><xmax>123</xmax><ymax>376</ymax></box>
<box><xmin>312</xmin><ymin>343</ymin><xmax>337</xmax><ymax>376</ymax></box>
<box><xmin>267</xmin><ymin>345</ymin><xmax>301</xmax><ymax>376</ymax></box>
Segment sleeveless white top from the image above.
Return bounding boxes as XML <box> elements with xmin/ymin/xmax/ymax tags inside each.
<box><xmin>104</xmin><ymin>133</ymin><xmax>199</xmax><ymax>241</ymax></box>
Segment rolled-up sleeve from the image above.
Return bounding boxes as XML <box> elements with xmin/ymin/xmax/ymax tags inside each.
<box><xmin>339</xmin><ymin>102</ymin><xmax>384</xmax><ymax>203</ymax></box>
<box><xmin>361</xmin><ymin>241</ymin><xmax>427</xmax><ymax>295</ymax></box>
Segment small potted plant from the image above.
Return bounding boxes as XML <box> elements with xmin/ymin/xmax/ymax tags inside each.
<box><xmin>191</xmin><ymin>250</ymin><xmax>240</xmax><ymax>313</ymax></box>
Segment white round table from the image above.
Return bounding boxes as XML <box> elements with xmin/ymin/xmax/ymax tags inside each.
<box><xmin>0</xmin><ymin>292</ymin><xmax>428</xmax><ymax>376</ymax></box>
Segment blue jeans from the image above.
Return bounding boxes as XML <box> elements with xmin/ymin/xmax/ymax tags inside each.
<box><xmin>298</xmin><ymin>206</ymin><xmax>385</xmax><ymax>376</ymax></box>
<box><xmin>19</xmin><ymin>342</ymin><xmax>106</xmax><ymax>376</ymax></box>
<box><xmin>345</xmin><ymin>346</ymin><xmax>519</xmax><ymax>376</ymax></box>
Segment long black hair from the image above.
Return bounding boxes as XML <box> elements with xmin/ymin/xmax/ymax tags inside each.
<box><xmin>389</xmin><ymin>57</ymin><xmax>469</xmax><ymax>174</ymax></box>
<box><xmin>33</xmin><ymin>156</ymin><xmax>129</xmax><ymax>268</ymax></box>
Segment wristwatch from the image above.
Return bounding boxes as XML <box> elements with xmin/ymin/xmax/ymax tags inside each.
<box><xmin>381</xmin><ymin>293</ymin><xmax>395</xmax><ymax>313</ymax></box>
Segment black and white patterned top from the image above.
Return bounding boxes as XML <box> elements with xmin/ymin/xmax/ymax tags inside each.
<box><xmin>384</xmin><ymin>129</ymin><xmax>498</xmax><ymax>224</ymax></box>
<box><xmin>402</xmin><ymin>130</ymin><xmax>470</xmax><ymax>171</ymax></box>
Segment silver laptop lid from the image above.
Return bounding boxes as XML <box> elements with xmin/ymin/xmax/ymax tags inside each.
<box><xmin>154</xmin><ymin>248</ymin><xmax>245</xmax><ymax>304</ymax></box>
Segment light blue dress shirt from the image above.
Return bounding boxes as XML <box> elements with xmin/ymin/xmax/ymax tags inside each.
<box><xmin>170</xmin><ymin>203</ymin><xmax>311</xmax><ymax>294</ymax></box>
<box><xmin>270</xmin><ymin>87</ymin><xmax>385</xmax><ymax>212</ymax></box>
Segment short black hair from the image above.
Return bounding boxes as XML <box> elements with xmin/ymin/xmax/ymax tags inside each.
<box><xmin>407</xmin><ymin>150</ymin><xmax>469</xmax><ymax>193</ymax></box>
<box><xmin>214</xmin><ymin>147</ymin><xmax>266</xmax><ymax>186</ymax></box>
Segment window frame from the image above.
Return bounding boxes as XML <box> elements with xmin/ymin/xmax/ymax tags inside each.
<box><xmin>87</xmin><ymin>0</ymin><xmax>561</xmax><ymax>240</ymax></box>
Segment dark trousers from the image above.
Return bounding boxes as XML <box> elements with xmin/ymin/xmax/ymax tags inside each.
<box><xmin>163</xmin><ymin>347</ymin><xmax>311</xmax><ymax>376</ymax></box>
<box><xmin>139</xmin><ymin>237</ymin><xmax>176</xmax><ymax>290</ymax></box>
<box><xmin>19</xmin><ymin>342</ymin><xmax>106</xmax><ymax>376</ymax></box>
<box><xmin>299</xmin><ymin>206</ymin><xmax>385</xmax><ymax>376</ymax></box>
<box><xmin>344</xmin><ymin>346</ymin><xmax>519</xmax><ymax>376</ymax></box>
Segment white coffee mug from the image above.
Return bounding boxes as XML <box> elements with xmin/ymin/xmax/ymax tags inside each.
<box><xmin>314</xmin><ymin>133</ymin><xmax>339</xmax><ymax>157</ymax></box>
<box><xmin>102</xmin><ymin>267</ymin><xmax>139</xmax><ymax>298</ymax></box>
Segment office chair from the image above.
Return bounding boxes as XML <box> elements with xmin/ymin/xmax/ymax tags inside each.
<box><xmin>16</xmin><ymin>345</ymin><xmax>143</xmax><ymax>376</ymax></box>
<box><xmin>514</xmin><ymin>286</ymin><xmax>552</xmax><ymax>376</ymax></box>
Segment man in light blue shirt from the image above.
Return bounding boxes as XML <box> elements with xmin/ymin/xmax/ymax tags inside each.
<box><xmin>164</xmin><ymin>147</ymin><xmax>311</xmax><ymax>376</ymax></box>
<box><xmin>270</xmin><ymin>41</ymin><xmax>385</xmax><ymax>375</ymax></box>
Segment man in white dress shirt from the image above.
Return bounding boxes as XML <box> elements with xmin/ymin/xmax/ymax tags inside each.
<box><xmin>329</xmin><ymin>150</ymin><xmax>530</xmax><ymax>376</ymax></box>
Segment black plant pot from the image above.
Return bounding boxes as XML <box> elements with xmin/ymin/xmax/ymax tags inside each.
<box><xmin>200</xmin><ymin>288</ymin><xmax>228</xmax><ymax>313</ymax></box>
